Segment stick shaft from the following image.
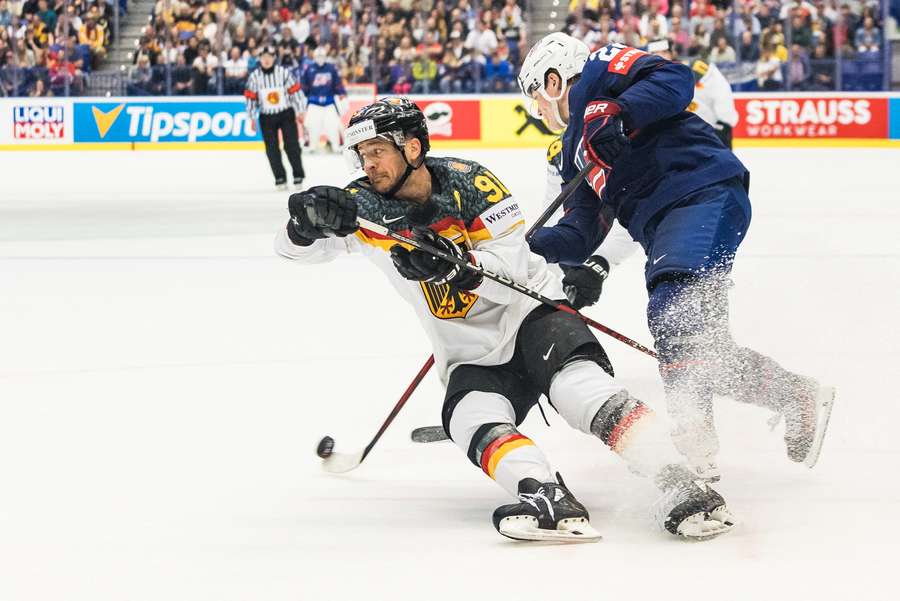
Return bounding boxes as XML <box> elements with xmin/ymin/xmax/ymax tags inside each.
<box><xmin>358</xmin><ymin>218</ymin><xmax>657</xmax><ymax>359</ymax></box>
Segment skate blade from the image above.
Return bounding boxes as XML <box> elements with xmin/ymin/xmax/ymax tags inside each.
<box><xmin>498</xmin><ymin>516</ymin><xmax>602</xmax><ymax>543</ymax></box>
<box><xmin>803</xmin><ymin>386</ymin><xmax>836</xmax><ymax>468</ymax></box>
<box><xmin>675</xmin><ymin>506</ymin><xmax>736</xmax><ymax>541</ymax></box>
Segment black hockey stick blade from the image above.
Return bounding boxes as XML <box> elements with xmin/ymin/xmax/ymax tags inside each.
<box><xmin>410</xmin><ymin>425</ymin><xmax>449</xmax><ymax>443</ymax></box>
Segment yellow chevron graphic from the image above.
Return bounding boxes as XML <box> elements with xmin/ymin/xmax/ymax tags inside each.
<box><xmin>91</xmin><ymin>104</ymin><xmax>125</xmax><ymax>138</ymax></box>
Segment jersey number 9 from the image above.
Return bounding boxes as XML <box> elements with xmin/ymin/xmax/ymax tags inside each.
<box><xmin>474</xmin><ymin>171</ymin><xmax>511</xmax><ymax>203</ymax></box>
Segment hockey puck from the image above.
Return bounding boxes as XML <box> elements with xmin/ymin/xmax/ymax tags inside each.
<box><xmin>316</xmin><ymin>435</ymin><xmax>335</xmax><ymax>459</ymax></box>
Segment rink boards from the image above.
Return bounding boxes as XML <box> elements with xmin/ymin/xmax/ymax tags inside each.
<box><xmin>2</xmin><ymin>91</ymin><xmax>900</xmax><ymax>150</ymax></box>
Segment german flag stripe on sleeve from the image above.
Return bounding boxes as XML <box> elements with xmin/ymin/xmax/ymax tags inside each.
<box><xmin>287</xmin><ymin>83</ymin><xmax>301</xmax><ymax>95</ymax></box>
<box><xmin>480</xmin><ymin>433</ymin><xmax>535</xmax><ymax>479</ymax></box>
<box><xmin>244</xmin><ymin>90</ymin><xmax>258</xmax><ymax>100</ymax></box>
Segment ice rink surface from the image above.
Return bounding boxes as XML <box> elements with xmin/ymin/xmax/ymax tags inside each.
<box><xmin>1</xmin><ymin>146</ymin><xmax>898</xmax><ymax>601</ymax></box>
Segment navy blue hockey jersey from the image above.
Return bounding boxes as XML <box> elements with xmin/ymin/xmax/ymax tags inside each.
<box><xmin>530</xmin><ymin>43</ymin><xmax>748</xmax><ymax>264</ymax></box>
<box><xmin>300</xmin><ymin>63</ymin><xmax>346</xmax><ymax>107</ymax></box>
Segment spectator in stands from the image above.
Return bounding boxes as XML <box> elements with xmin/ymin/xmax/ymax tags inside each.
<box><xmin>738</xmin><ymin>29</ymin><xmax>760</xmax><ymax>61</ymax></box>
<box><xmin>708</xmin><ymin>17</ymin><xmax>731</xmax><ymax>49</ymax></box>
<box><xmin>617</xmin><ymin>2</ymin><xmax>640</xmax><ymax>32</ymax></box>
<box><xmin>14</xmin><ymin>36</ymin><xmax>36</xmax><ymax>67</ymax></box>
<box><xmin>0</xmin><ymin>1</ymin><xmax>13</xmax><ymax>29</ymax></box>
<box><xmin>465</xmin><ymin>16</ymin><xmax>498</xmax><ymax>56</ymax></box>
<box><xmin>192</xmin><ymin>40</ymin><xmax>218</xmax><ymax>94</ymax></box>
<box><xmin>640</xmin><ymin>1</ymin><xmax>668</xmax><ymax>39</ymax></box>
<box><xmin>458</xmin><ymin>48</ymin><xmax>485</xmax><ymax>92</ymax></box>
<box><xmin>855</xmin><ymin>16</ymin><xmax>881</xmax><ymax>53</ymax></box>
<box><xmin>28</xmin><ymin>76</ymin><xmax>49</xmax><ymax>96</ymax></box>
<box><xmin>790</xmin><ymin>13</ymin><xmax>814</xmax><ymax>49</ymax></box>
<box><xmin>171</xmin><ymin>53</ymin><xmax>192</xmax><ymax>95</ymax></box>
<box><xmin>709</xmin><ymin>34</ymin><xmax>736</xmax><ymax>63</ymax></box>
<box><xmin>78</xmin><ymin>17</ymin><xmax>106</xmax><ymax>69</ymax></box>
<box><xmin>389</xmin><ymin>58</ymin><xmax>412</xmax><ymax>93</ymax></box>
<box><xmin>485</xmin><ymin>47</ymin><xmax>514</xmax><ymax>91</ymax></box>
<box><xmin>222</xmin><ymin>45</ymin><xmax>248</xmax><ymax>93</ymax></box>
<box><xmin>669</xmin><ymin>14</ymin><xmax>690</xmax><ymax>54</ymax></box>
<box><xmin>808</xmin><ymin>39</ymin><xmax>835</xmax><ymax>89</ymax></box>
<box><xmin>787</xmin><ymin>42</ymin><xmax>811</xmax><ymax>87</ymax></box>
<box><xmin>127</xmin><ymin>53</ymin><xmax>154</xmax><ymax>95</ymax></box>
<box><xmin>756</xmin><ymin>45</ymin><xmax>784</xmax><ymax>89</ymax></box>
<box><xmin>438</xmin><ymin>48</ymin><xmax>462</xmax><ymax>92</ymax></box>
<box><xmin>499</xmin><ymin>0</ymin><xmax>524</xmax><ymax>64</ymax></box>
<box><xmin>689</xmin><ymin>0</ymin><xmax>716</xmax><ymax>32</ymax></box>
<box><xmin>411</xmin><ymin>50</ymin><xmax>437</xmax><ymax>92</ymax></box>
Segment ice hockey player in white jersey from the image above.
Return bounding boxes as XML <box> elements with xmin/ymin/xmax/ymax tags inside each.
<box><xmin>275</xmin><ymin>98</ymin><xmax>734</xmax><ymax>542</ymax></box>
<box><xmin>544</xmin><ymin>136</ymin><xmax>640</xmax><ymax>308</ymax></box>
<box><xmin>647</xmin><ymin>39</ymin><xmax>739</xmax><ymax>148</ymax></box>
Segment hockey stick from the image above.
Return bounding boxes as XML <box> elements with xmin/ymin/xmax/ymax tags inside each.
<box><xmin>357</xmin><ymin>217</ymin><xmax>658</xmax><ymax>359</ymax></box>
<box><xmin>320</xmin><ymin>355</ymin><xmax>434</xmax><ymax>473</ymax></box>
<box><xmin>318</xmin><ymin>163</ymin><xmax>592</xmax><ymax>473</ymax></box>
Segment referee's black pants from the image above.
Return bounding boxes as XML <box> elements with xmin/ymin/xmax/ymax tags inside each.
<box><xmin>259</xmin><ymin>108</ymin><xmax>305</xmax><ymax>184</ymax></box>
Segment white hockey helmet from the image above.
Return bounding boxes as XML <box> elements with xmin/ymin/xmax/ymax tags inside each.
<box><xmin>517</xmin><ymin>32</ymin><xmax>589</xmax><ymax>128</ymax></box>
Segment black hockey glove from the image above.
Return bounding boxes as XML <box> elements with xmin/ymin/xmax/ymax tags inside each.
<box><xmin>561</xmin><ymin>255</ymin><xmax>610</xmax><ymax>310</ymax></box>
<box><xmin>287</xmin><ymin>186</ymin><xmax>358</xmax><ymax>245</ymax></box>
<box><xmin>583</xmin><ymin>99</ymin><xmax>629</xmax><ymax>171</ymax></box>
<box><xmin>715</xmin><ymin>121</ymin><xmax>733</xmax><ymax>149</ymax></box>
<box><xmin>390</xmin><ymin>227</ymin><xmax>483</xmax><ymax>290</ymax></box>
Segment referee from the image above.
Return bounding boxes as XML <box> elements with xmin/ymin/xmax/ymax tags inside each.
<box><xmin>244</xmin><ymin>45</ymin><xmax>306</xmax><ymax>190</ymax></box>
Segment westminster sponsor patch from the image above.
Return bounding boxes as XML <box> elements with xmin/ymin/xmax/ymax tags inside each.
<box><xmin>477</xmin><ymin>196</ymin><xmax>523</xmax><ymax>238</ymax></box>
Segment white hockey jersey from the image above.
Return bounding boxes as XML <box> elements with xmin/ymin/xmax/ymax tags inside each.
<box><xmin>275</xmin><ymin>156</ymin><xmax>565</xmax><ymax>384</ymax></box>
<box><xmin>688</xmin><ymin>60</ymin><xmax>739</xmax><ymax>129</ymax></box>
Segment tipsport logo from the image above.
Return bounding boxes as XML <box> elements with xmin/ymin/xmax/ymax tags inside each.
<box><xmin>74</xmin><ymin>101</ymin><xmax>258</xmax><ymax>143</ymax></box>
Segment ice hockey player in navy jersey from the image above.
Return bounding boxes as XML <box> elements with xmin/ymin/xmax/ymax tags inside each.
<box><xmin>301</xmin><ymin>47</ymin><xmax>347</xmax><ymax>153</ymax></box>
<box><xmin>518</xmin><ymin>33</ymin><xmax>835</xmax><ymax>482</ymax></box>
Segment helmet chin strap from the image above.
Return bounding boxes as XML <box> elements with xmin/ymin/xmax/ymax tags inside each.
<box><xmin>383</xmin><ymin>141</ymin><xmax>425</xmax><ymax>199</ymax></box>
<box><xmin>539</xmin><ymin>78</ymin><xmax>569</xmax><ymax>130</ymax></box>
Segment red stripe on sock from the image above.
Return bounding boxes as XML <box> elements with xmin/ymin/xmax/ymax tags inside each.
<box><xmin>480</xmin><ymin>433</ymin><xmax>526</xmax><ymax>474</ymax></box>
<box><xmin>607</xmin><ymin>404</ymin><xmax>651</xmax><ymax>452</ymax></box>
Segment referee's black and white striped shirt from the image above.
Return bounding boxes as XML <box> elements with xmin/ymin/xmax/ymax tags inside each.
<box><xmin>244</xmin><ymin>65</ymin><xmax>306</xmax><ymax>119</ymax></box>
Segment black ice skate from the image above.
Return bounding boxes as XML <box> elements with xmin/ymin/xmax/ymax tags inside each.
<box><xmin>492</xmin><ymin>474</ymin><xmax>601</xmax><ymax>543</ymax></box>
<box><xmin>653</xmin><ymin>465</ymin><xmax>735</xmax><ymax>540</ymax></box>
<box><xmin>293</xmin><ymin>176</ymin><xmax>304</xmax><ymax>188</ymax></box>
<box><xmin>769</xmin><ymin>377</ymin><xmax>835</xmax><ymax>468</ymax></box>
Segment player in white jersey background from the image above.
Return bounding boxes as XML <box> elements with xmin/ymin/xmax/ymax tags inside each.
<box><xmin>275</xmin><ymin>98</ymin><xmax>734</xmax><ymax>542</ymax></box>
<box><xmin>647</xmin><ymin>39</ymin><xmax>739</xmax><ymax>149</ymax></box>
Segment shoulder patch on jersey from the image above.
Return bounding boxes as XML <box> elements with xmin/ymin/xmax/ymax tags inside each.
<box><xmin>546</xmin><ymin>138</ymin><xmax>563</xmax><ymax>163</ymax></box>
<box><xmin>608</xmin><ymin>47</ymin><xmax>646</xmax><ymax>74</ymax></box>
<box><xmin>449</xmin><ymin>161</ymin><xmax>472</xmax><ymax>173</ymax></box>
<box><xmin>475</xmin><ymin>196</ymin><xmax>523</xmax><ymax>239</ymax></box>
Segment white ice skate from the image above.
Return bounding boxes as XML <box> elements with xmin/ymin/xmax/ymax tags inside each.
<box><xmin>770</xmin><ymin>381</ymin><xmax>836</xmax><ymax>468</ymax></box>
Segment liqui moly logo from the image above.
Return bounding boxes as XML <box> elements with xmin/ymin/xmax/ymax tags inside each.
<box><xmin>13</xmin><ymin>105</ymin><xmax>65</xmax><ymax>140</ymax></box>
<box><xmin>737</xmin><ymin>97</ymin><xmax>888</xmax><ymax>138</ymax></box>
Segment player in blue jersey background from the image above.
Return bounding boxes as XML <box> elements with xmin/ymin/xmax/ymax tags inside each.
<box><xmin>518</xmin><ymin>33</ymin><xmax>834</xmax><ymax>482</ymax></box>
<box><xmin>300</xmin><ymin>46</ymin><xmax>347</xmax><ymax>153</ymax></box>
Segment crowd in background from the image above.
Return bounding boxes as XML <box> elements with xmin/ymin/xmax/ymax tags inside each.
<box><xmin>0</xmin><ymin>0</ymin><xmax>123</xmax><ymax>95</ymax></box>
<box><xmin>122</xmin><ymin>0</ymin><xmax>527</xmax><ymax>96</ymax></box>
<box><xmin>566</xmin><ymin>0</ymin><xmax>894</xmax><ymax>90</ymax></box>
<box><xmin>1</xmin><ymin>0</ymin><xmax>898</xmax><ymax>97</ymax></box>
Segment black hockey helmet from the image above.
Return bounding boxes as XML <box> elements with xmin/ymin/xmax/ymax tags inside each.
<box><xmin>345</xmin><ymin>97</ymin><xmax>430</xmax><ymax>157</ymax></box>
<box><xmin>344</xmin><ymin>97</ymin><xmax>430</xmax><ymax>196</ymax></box>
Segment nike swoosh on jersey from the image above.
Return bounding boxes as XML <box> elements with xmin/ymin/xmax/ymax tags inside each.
<box><xmin>382</xmin><ymin>215</ymin><xmax>404</xmax><ymax>224</ymax></box>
